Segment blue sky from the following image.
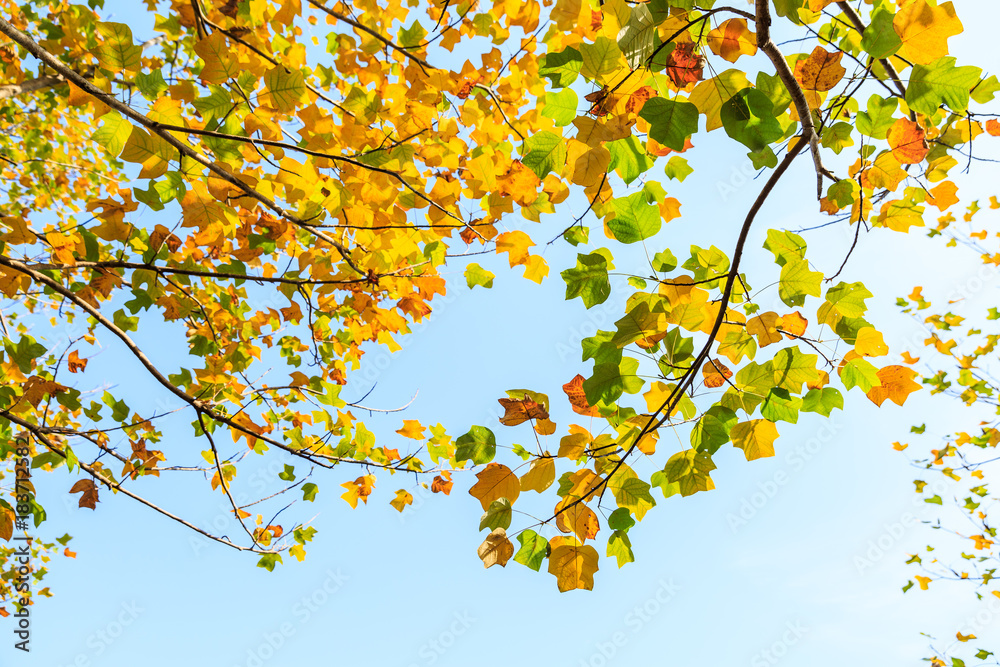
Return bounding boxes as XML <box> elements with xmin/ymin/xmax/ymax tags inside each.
<box><xmin>5</xmin><ymin>1</ymin><xmax>1000</xmax><ymax>666</ymax></box>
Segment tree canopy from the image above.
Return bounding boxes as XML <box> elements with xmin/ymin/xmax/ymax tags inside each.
<box><xmin>0</xmin><ymin>0</ymin><xmax>998</xmax><ymax>661</ymax></box>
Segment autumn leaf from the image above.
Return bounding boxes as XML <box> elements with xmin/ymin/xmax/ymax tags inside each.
<box><xmin>562</xmin><ymin>374</ymin><xmax>601</xmax><ymax>417</ymax></box>
<box><xmin>702</xmin><ymin>359</ymin><xmax>733</xmax><ymax>388</ymax></box>
<box><xmin>432</xmin><ymin>472</ymin><xmax>454</xmax><ymax>495</ymax></box>
<box><xmin>731</xmin><ymin>420</ymin><xmax>779</xmax><ymax>461</ymax></box>
<box><xmin>866</xmin><ymin>366</ymin><xmax>921</xmax><ymax>407</ymax></box>
<box><xmin>706</xmin><ymin>19</ymin><xmax>757</xmax><ymax>64</ymax></box>
<box><xmin>498</xmin><ymin>396</ymin><xmax>549</xmax><ymax>426</ymax></box>
<box><xmin>893</xmin><ymin>0</ymin><xmax>963</xmax><ymax>65</ymax></box>
<box><xmin>67</xmin><ymin>350</ymin><xmax>87</xmax><ymax>373</ymax></box>
<box><xmin>520</xmin><ymin>457</ymin><xmax>555</xmax><ymax>493</ymax></box>
<box><xmin>794</xmin><ymin>47</ymin><xmax>846</xmax><ymax>100</ymax></box>
<box><xmin>477</xmin><ymin>527</ymin><xmax>514</xmax><ymax>568</ymax></box>
<box><xmin>468</xmin><ymin>463</ymin><xmax>521</xmax><ymax>510</ymax></box>
<box><xmin>340</xmin><ymin>475</ymin><xmax>376</xmax><ymax>509</ymax></box>
<box><xmin>390</xmin><ymin>490</ymin><xmax>413</xmax><ymax>513</ymax></box>
<box><xmin>665</xmin><ymin>42</ymin><xmax>704</xmax><ymax>88</ymax></box>
<box><xmin>70</xmin><ymin>479</ymin><xmax>99</xmax><ymax>510</ymax></box>
<box><xmin>887</xmin><ymin>118</ymin><xmax>929</xmax><ymax>165</ymax></box>
<box><xmin>555</xmin><ymin>498</ymin><xmax>600</xmax><ymax>541</ymax></box>
<box><xmin>395</xmin><ymin>420</ymin><xmax>426</xmax><ymax>440</ymax></box>
<box><xmin>547</xmin><ymin>537</ymin><xmax>599</xmax><ymax>591</ymax></box>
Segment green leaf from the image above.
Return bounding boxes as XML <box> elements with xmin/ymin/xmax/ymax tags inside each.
<box><xmin>608</xmin><ymin>136</ymin><xmax>654</xmax><ymax>185</ymax></box>
<box><xmin>860</xmin><ymin>8</ymin><xmax>901</xmax><ymax>59</ymax></box>
<box><xmin>135</xmin><ymin>70</ymin><xmax>168</xmax><ymax>99</ymax></box>
<box><xmin>639</xmin><ymin>98</ymin><xmax>699</xmax><ymax>151</ymax></box>
<box><xmin>690</xmin><ymin>406</ymin><xmax>738</xmax><ymax>455</ymax></box>
<box><xmin>841</xmin><ymin>357</ymin><xmax>880</xmax><ymax>392</ymax></box>
<box><xmin>607</xmin><ymin>530</ymin><xmax>635</xmax><ymax>568</ymax></box>
<box><xmin>609</xmin><ymin>472</ymin><xmax>656</xmax><ymax>520</ymax></box>
<box><xmin>763</xmin><ymin>229</ymin><xmax>806</xmax><ymax>266</ymax></box>
<box><xmin>607</xmin><ymin>507</ymin><xmax>636</xmax><ymax>532</ymax></box>
<box><xmin>609</xmin><ymin>192</ymin><xmax>661</xmax><ymax>243</ymax></box>
<box><xmin>541</xmin><ymin>88</ymin><xmax>579</xmax><ymax>126</ymax></box>
<box><xmin>521</xmin><ymin>131</ymin><xmax>566</xmax><ymax>179</ymax></box>
<box><xmin>94</xmin><ymin>22</ymin><xmax>141</xmax><ymax>72</ymax></box>
<box><xmin>801</xmin><ymin>387</ymin><xmax>843</xmax><ymax>416</ymax></box>
<box><xmin>856</xmin><ymin>95</ymin><xmax>899</xmax><ymax>140</ymax></box>
<box><xmin>721</xmin><ymin>89</ymin><xmax>784</xmax><ymax>152</ymax></box>
<box><xmin>514</xmin><ymin>529</ymin><xmax>548</xmax><ymax>571</ymax></box>
<box><xmin>278</xmin><ymin>464</ymin><xmax>296</xmax><ymax>482</ymax></box>
<box><xmin>825</xmin><ymin>281</ymin><xmax>873</xmax><ymax>318</ymax></box>
<box><xmin>539</xmin><ymin>47</ymin><xmax>583</xmax><ymax>88</ymax></box>
<box><xmin>761</xmin><ymin>388</ymin><xmax>802</xmax><ymax>424</ymax></box>
<box><xmin>92</xmin><ymin>111</ymin><xmax>134</xmax><ymax>158</ymax></box>
<box><xmin>617</xmin><ymin>3</ymin><xmax>656</xmax><ymax>69</ymax></box>
<box><xmin>771</xmin><ymin>348</ymin><xmax>819</xmax><ymax>393</ymax></box>
<box><xmin>256</xmin><ymin>553</ymin><xmax>282</xmax><ymax>572</ymax></box>
<box><xmin>4</xmin><ymin>335</ymin><xmax>47</xmax><ymax>374</ymax></box>
<box><xmin>464</xmin><ymin>263</ymin><xmax>495</xmax><ymax>289</ymax></box>
<box><xmin>301</xmin><ymin>482</ymin><xmax>318</xmax><ymax>502</ymax></box>
<box><xmin>456</xmin><ymin>426</ymin><xmax>497</xmax><ymax>465</ymax></box>
<box><xmin>664</xmin><ymin>156</ymin><xmax>693</xmax><ymax>182</ymax></box>
<box><xmin>652</xmin><ymin>249</ymin><xmax>677</xmax><ymax>272</ymax></box>
<box><xmin>584</xmin><ymin>356</ymin><xmax>643</xmax><ymax>405</ymax></box>
<box><xmin>479</xmin><ymin>498</ymin><xmax>512</xmax><ymax>531</ymax></box>
<box><xmin>778</xmin><ymin>259</ymin><xmax>822</xmax><ymax>307</ymax></box>
<box><xmin>906</xmin><ymin>57</ymin><xmax>982</xmax><ymax>117</ymax></box>
<box><xmin>561</xmin><ymin>250</ymin><xmax>612</xmax><ymax>308</ymax></box>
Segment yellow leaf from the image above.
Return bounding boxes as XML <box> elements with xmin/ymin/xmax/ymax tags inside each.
<box><xmin>468</xmin><ymin>463</ymin><xmax>521</xmax><ymax>510</ymax></box>
<box><xmin>520</xmin><ymin>457</ymin><xmax>555</xmax><ymax>493</ymax></box>
<box><xmin>893</xmin><ymin>1</ymin><xmax>963</xmax><ymax>65</ymax></box>
<box><xmin>390</xmin><ymin>489</ymin><xmax>413</xmax><ymax>512</ymax></box>
<box><xmin>855</xmin><ymin>327</ymin><xmax>889</xmax><ymax>357</ymax></box>
<box><xmin>548</xmin><ymin>537</ymin><xmax>599</xmax><ymax>591</ymax></box>
<box><xmin>395</xmin><ymin>419</ymin><xmax>426</xmax><ymax>440</ymax></box>
<box><xmin>731</xmin><ymin>420</ymin><xmax>778</xmax><ymax>461</ymax></box>
<box><xmin>340</xmin><ymin>475</ymin><xmax>375</xmax><ymax>508</ymax></box>
<box><xmin>747</xmin><ymin>312</ymin><xmax>783</xmax><ymax>347</ymax></box>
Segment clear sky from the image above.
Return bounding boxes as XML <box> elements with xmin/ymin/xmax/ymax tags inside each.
<box><xmin>4</xmin><ymin>2</ymin><xmax>1000</xmax><ymax>666</ymax></box>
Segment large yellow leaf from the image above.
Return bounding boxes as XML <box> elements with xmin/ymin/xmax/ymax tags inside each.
<box><xmin>547</xmin><ymin>537</ymin><xmax>599</xmax><ymax>591</ymax></box>
<box><xmin>731</xmin><ymin>420</ymin><xmax>778</xmax><ymax>461</ymax></box>
<box><xmin>468</xmin><ymin>463</ymin><xmax>521</xmax><ymax>510</ymax></box>
<box><xmin>893</xmin><ymin>0</ymin><xmax>963</xmax><ymax>65</ymax></box>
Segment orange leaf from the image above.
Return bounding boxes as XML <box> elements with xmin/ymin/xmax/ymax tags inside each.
<box><xmin>395</xmin><ymin>419</ymin><xmax>426</xmax><ymax>440</ymax></box>
<box><xmin>887</xmin><ymin>118</ymin><xmax>929</xmax><ymax>165</ymax></box>
<box><xmin>781</xmin><ymin>311</ymin><xmax>808</xmax><ymax>338</ymax></box>
<box><xmin>987</xmin><ymin>119</ymin><xmax>1000</xmax><ymax>137</ymax></box>
<box><xmin>794</xmin><ymin>47</ymin><xmax>846</xmax><ymax>92</ymax></box>
<box><xmin>665</xmin><ymin>42</ymin><xmax>704</xmax><ymax>88</ymax></box>
<box><xmin>67</xmin><ymin>350</ymin><xmax>88</xmax><ymax>373</ymax></box>
<box><xmin>497</xmin><ymin>161</ymin><xmax>541</xmax><ymax>206</ymax></box>
<box><xmin>706</xmin><ymin>19</ymin><xmax>757</xmax><ymax>64</ymax></box>
<box><xmin>432</xmin><ymin>471</ymin><xmax>453</xmax><ymax>495</ymax></box>
<box><xmin>866</xmin><ymin>365</ymin><xmax>921</xmax><ymax>407</ymax></box>
<box><xmin>702</xmin><ymin>359</ymin><xmax>732</xmax><ymax>388</ymax></box>
<box><xmin>555</xmin><ymin>498</ymin><xmax>600</xmax><ymax>541</ymax></box>
<box><xmin>562</xmin><ymin>374</ymin><xmax>600</xmax><ymax>417</ymax></box>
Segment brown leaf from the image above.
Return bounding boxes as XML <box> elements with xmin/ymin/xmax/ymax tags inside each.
<box><xmin>794</xmin><ymin>47</ymin><xmax>846</xmax><ymax>92</ymax></box>
<box><xmin>665</xmin><ymin>42</ymin><xmax>704</xmax><ymax>88</ymax></box>
<box><xmin>70</xmin><ymin>479</ymin><xmax>99</xmax><ymax>510</ymax></box>
<box><xmin>67</xmin><ymin>350</ymin><xmax>87</xmax><ymax>373</ymax></box>
<box><xmin>477</xmin><ymin>527</ymin><xmax>514</xmax><ymax>568</ymax></box>
<box><xmin>498</xmin><ymin>396</ymin><xmax>549</xmax><ymax>426</ymax></box>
